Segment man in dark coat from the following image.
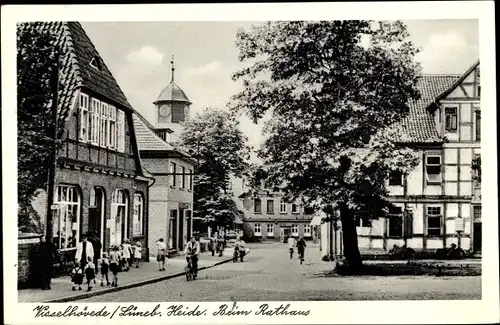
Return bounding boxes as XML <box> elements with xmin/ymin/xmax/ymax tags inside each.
<box><xmin>37</xmin><ymin>235</ymin><xmax>57</xmax><ymax>290</ymax></box>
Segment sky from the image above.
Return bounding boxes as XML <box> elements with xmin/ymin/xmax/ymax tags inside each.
<box><xmin>81</xmin><ymin>20</ymin><xmax>479</xmax><ymax>150</ymax></box>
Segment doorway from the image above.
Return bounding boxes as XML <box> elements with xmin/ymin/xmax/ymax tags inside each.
<box><xmin>473</xmin><ymin>222</ymin><xmax>482</xmax><ymax>252</ymax></box>
<box><xmin>280</xmin><ymin>227</ymin><xmax>291</xmax><ymax>243</ymax></box>
<box><xmin>89</xmin><ymin>187</ymin><xmax>105</xmax><ymax>252</ymax></box>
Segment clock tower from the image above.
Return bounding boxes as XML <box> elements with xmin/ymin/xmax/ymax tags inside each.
<box><xmin>153</xmin><ymin>55</ymin><xmax>192</xmax><ymax>139</ymax></box>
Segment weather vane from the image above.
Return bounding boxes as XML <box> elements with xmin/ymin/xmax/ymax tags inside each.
<box><xmin>170</xmin><ymin>54</ymin><xmax>175</xmax><ymax>82</ymax></box>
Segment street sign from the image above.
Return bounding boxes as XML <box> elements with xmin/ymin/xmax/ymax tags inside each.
<box><xmin>455</xmin><ymin>217</ymin><xmax>464</xmax><ymax>232</ymax></box>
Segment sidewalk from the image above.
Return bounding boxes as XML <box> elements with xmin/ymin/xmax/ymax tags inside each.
<box><xmin>18</xmin><ymin>250</ymin><xmax>237</xmax><ymax>303</ymax></box>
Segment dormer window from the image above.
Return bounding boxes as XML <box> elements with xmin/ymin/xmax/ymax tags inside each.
<box><xmin>90</xmin><ymin>56</ymin><xmax>102</xmax><ymax>70</ymax></box>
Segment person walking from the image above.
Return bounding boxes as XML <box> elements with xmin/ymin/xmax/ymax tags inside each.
<box><xmin>156</xmin><ymin>238</ymin><xmax>167</xmax><ymax>271</ymax></box>
<box><xmin>121</xmin><ymin>239</ymin><xmax>132</xmax><ymax>271</ymax></box>
<box><xmin>109</xmin><ymin>246</ymin><xmax>120</xmax><ymax>287</ymax></box>
<box><xmin>75</xmin><ymin>234</ymin><xmax>94</xmax><ymax>270</ymax></box>
<box><xmin>235</xmin><ymin>237</ymin><xmax>246</xmax><ymax>262</ymax></box>
<box><xmin>133</xmin><ymin>241</ymin><xmax>142</xmax><ymax>268</ymax></box>
<box><xmin>287</xmin><ymin>236</ymin><xmax>296</xmax><ymax>260</ymax></box>
<box><xmin>297</xmin><ymin>237</ymin><xmax>307</xmax><ymax>264</ymax></box>
<box><xmin>87</xmin><ymin>231</ymin><xmax>102</xmax><ymax>274</ymax></box>
<box><xmin>37</xmin><ymin>235</ymin><xmax>57</xmax><ymax>290</ymax></box>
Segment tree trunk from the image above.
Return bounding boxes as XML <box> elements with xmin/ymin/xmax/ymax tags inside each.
<box><xmin>340</xmin><ymin>207</ymin><xmax>363</xmax><ymax>271</ymax></box>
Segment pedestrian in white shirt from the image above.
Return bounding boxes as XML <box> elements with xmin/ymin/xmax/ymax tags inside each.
<box><xmin>156</xmin><ymin>238</ymin><xmax>167</xmax><ymax>271</ymax></box>
<box><xmin>287</xmin><ymin>236</ymin><xmax>297</xmax><ymax>260</ymax></box>
<box><xmin>184</xmin><ymin>236</ymin><xmax>201</xmax><ymax>279</ymax></box>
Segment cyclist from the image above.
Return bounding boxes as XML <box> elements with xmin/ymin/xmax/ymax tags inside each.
<box><xmin>287</xmin><ymin>236</ymin><xmax>296</xmax><ymax>260</ymax></box>
<box><xmin>297</xmin><ymin>237</ymin><xmax>307</xmax><ymax>264</ymax></box>
<box><xmin>184</xmin><ymin>236</ymin><xmax>200</xmax><ymax>279</ymax></box>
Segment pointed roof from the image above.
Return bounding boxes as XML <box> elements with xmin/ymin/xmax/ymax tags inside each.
<box><xmin>154</xmin><ymin>81</ymin><xmax>192</xmax><ymax>105</ymax></box>
<box><xmin>392</xmin><ymin>74</ymin><xmax>461</xmax><ymax>143</ymax></box>
<box><xmin>435</xmin><ymin>60</ymin><xmax>480</xmax><ymax>101</ymax></box>
<box><xmin>19</xmin><ymin>22</ymin><xmax>135</xmax><ymax>123</ymax></box>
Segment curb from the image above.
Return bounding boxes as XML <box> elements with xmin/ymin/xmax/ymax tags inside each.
<box><xmin>45</xmin><ymin>252</ymin><xmax>247</xmax><ymax>303</ymax></box>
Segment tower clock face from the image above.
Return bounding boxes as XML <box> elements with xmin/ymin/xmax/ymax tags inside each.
<box><xmin>159</xmin><ymin>105</ymin><xmax>171</xmax><ymax>118</ymax></box>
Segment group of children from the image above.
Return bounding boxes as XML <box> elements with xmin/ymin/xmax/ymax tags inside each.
<box><xmin>71</xmin><ymin>239</ymin><xmax>143</xmax><ymax>292</ymax></box>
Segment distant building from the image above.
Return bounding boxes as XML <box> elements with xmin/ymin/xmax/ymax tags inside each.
<box><xmin>133</xmin><ymin>62</ymin><xmax>196</xmax><ymax>257</ymax></box>
<box><xmin>231</xmin><ymin>177</ymin><xmax>317</xmax><ymax>242</ymax></box>
<box><xmin>25</xmin><ymin>22</ymin><xmax>150</xmax><ymax>259</ymax></box>
<box><xmin>320</xmin><ymin>61</ymin><xmax>481</xmax><ymax>257</ymax></box>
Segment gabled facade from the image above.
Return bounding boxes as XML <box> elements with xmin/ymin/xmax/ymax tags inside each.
<box><xmin>321</xmin><ymin>61</ymin><xmax>482</xmax><ymax>256</ymax></box>
<box><xmin>26</xmin><ymin>22</ymin><xmax>150</xmax><ymax>258</ymax></box>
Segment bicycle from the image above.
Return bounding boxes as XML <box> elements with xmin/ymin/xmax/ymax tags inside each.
<box><xmin>185</xmin><ymin>255</ymin><xmax>196</xmax><ymax>281</ymax></box>
<box><xmin>298</xmin><ymin>250</ymin><xmax>304</xmax><ymax>264</ymax></box>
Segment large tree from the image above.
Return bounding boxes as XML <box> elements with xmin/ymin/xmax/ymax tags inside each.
<box><xmin>180</xmin><ymin>108</ymin><xmax>251</xmax><ymax>228</ymax></box>
<box><xmin>17</xmin><ymin>23</ymin><xmax>63</xmax><ymax>232</ymax></box>
<box><xmin>230</xmin><ymin>21</ymin><xmax>421</xmax><ymax>270</ymax></box>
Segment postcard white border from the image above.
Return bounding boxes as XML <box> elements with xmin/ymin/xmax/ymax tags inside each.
<box><xmin>2</xmin><ymin>2</ymin><xmax>498</xmax><ymax>324</ymax></box>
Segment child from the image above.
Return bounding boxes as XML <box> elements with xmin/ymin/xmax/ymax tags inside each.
<box><xmin>121</xmin><ymin>240</ymin><xmax>131</xmax><ymax>271</ymax></box>
<box><xmin>156</xmin><ymin>238</ymin><xmax>167</xmax><ymax>271</ymax></box>
<box><xmin>71</xmin><ymin>264</ymin><xmax>84</xmax><ymax>291</ymax></box>
<box><xmin>100</xmin><ymin>252</ymin><xmax>110</xmax><ymax>286</ymax></box>
<box><xmin>134</xmin><ymin>241</ymin><xmax>142</xmax><ymax>268</ymax></box>
<box><xmin>109</xmin><ymin>245</ymin><xmax>120</xmax><ymax>287</ymax></box>
<box><xmin>84</xmin><ymin>256</ymin><xmax>96</xmax><ymax>292</ymax></box>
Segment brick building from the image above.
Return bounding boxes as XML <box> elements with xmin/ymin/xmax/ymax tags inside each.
<box><xmin>26</xmin><ymin>22</ymin><xmax>151</xmax><ymax>260</ymax></box>
<box><xmin>232</xmin><ymin>178</ymin><xmax>316</xmax><ymax>242</ymax></box>
<box><xmin>133</xmin><ymin>65</ymin><xmax>196</xmax><ymax>257</ymax></box>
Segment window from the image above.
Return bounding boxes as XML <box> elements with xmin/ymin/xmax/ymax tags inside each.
<box><xmin>267</xmin><ymin>223</ymin><xmax>274</xmax><ymax>236</ymax></box>
<box><xmin>291</xmin><ymin>224</ymin><xmax>299</xmax><ymax>236</ymax></box>
<box><xmin>475</xmin><ymin>111</ymin><xmax>481</xmax><ymax>141</ymax></box>
<box><xmin>180</xmin><ymin>166</ymin><xmax>186</xmax><ymax>189</ymax></box>
<box><xmin>116</xmin><ymin>110</ymin><xmax>125</xmax><ymax>152</ymax></box>
<box><xmin>267</xmin><ymin>199</ymin><xmax>274</xmax><ymax>213</ymax></box>
<box><xmin>111</xmin><ymin>190</ymin><xmax>128</xmax><ymax>246</ymax></box>
<box><xmin>388</xmin><ymin>206</ymin><xmax>403</xmax><ymax>237</ymax></box>
<box><xmin>172</xmin><ymin>103</ymin><xmax>186</xmax><ymax>123</ymax></box>
<box><xmin>100</xmin><ymin>102</ymin><xmax>108</xmax><ymax>147</ymax></box>
<box><xmin>426</xmin><ymin>206</ymin><xmax>442</xmax><ymax>237</ymax></box>
<box><xmin>280</xmin><ymin>201</ymin><xmax>287</xmax><ymax>213</ymax></box>
<box><xmin>473</xmin><ymin>205</ymin><xmax>482</xmax><ymax>221</ymax></box>
<box><xmin>188</xmin><ymin>169</ymin><xmax>193</xmax><ymax>190</ymax></box>
<box><xmin>170</xmin><ymin>162</ymin><xmax>177</xmax><ymax>187</ymax></box>
<box><xmin>389</xmin><ymin>170</ymin><xmax>403</xmax><ymax>186</ymax></box>
<box><xmin>133</xmin><ymin>193</ymin><xmax>144</xmax><ymax>235</ymax></box>
<box><xmin>89</xmin><ymin>98</ymin><xmax>100</xmax><ymax>145</ymax></box>
<box><xmin>108</xmin><ymin>105</ymin><xmax>116</xmax><ymax>148</ymax></box>
<box><xmin>291</xmin><ymin>204</ymin><xmax>299</xmax><ymax>214</ymax></box>
<box><xmin>89</xmin><ymin>56</ymin><xmax>102</xmax><ymax>70</ymax></box>
<box><xmin>254</xmin><ymin>199</ymin><xmax>262</xmax><ymax>213</ymax></box>
<box><xmin>78</xmin><ymin>93</ymin><xmax>89</xmax><ymax>141</ymax></box>
<box><xmin>445</xmin><ymin>107</ymin><xmax>458</xmax><ymax>132</ymax></box>
<box><xmin>254</xmin><ymin>223</ymin><xmax>261</xmax><ymax>236</ymax></box>
<box><xmin>425</xmin><ymin>155</ymin><xmax>442</xmax><ymax>184</ymax></box>
<box><xmin>303</xmin><ymin>224</ymin><xmax>311</xmax><ymax>237</ymax></box>
<box><xmin>53</xmin><ymin>185</ymin><xmax>80</xmax><ymax>250</ymax></box>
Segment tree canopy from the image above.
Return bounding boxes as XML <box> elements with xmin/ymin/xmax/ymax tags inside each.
<box><xmin>180</xmin><ymin>108</ymin><xmax>251</xmax><ymax>227</ymax></box>
<box><xmin>17</xmin><ymin>23</ymin><xmax>63</xmax><ymax>231</ymax></box>
<box><xmin>230</xmin><ymin>21</ymin><xmax>422</xmax><ymax>268</ymax></box>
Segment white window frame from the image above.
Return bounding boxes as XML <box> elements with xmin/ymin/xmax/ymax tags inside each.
<box><xmin>111</xmin><ymin>189</ymin><xmax>128</xmax><ymax>246</ymax></box>
<box><xmin>303</xmin><ymin>224</ymin><xmax>311</xmax><ymax>237</ymax></box>
<box><xmin>254</xmin><ymin>223</ymin><xmax>261</xmax><ymax>236</ymax></box>
<box><xmin>426</xmin><ymin>205</ymin><xmax>442</xmax><ymax>237</ymax></box>
<box><xmin>291</xmin><ymin>224</ymin><xmax>299</xmax><ymax>236</ymax></box>
<box><xmin>291</xmin><ymin>203</ymin><xmax>299</xmax><ymax>214</ymax></box>
<box><xmin>53</xmin><ymin>185</ymin><xmax>80</xmax><ymax>251</ymax></box>
<box><xmin>100</xmin><ymin>102</ymin><xmax>109</xmax><ymax>147</ymax></box>
<box><xmin>425</xmin><ymin>155</ymin><xmax>442</xmax><ymax>184</ymax></box>
<box><xmin>267</xmin><ymin>223</ymin><xmax>274</xmax><ymax>237</ymax></box>
<box><xmin>279</xmin><ymin>201</ymin><xmax>287</xmax><ymax>213</ymax></box>
<box><xmin>116</xmin><ymin>109</ymin><xmax>125</xmax><ymax>152</ymax></box>
<box><xmin>78</xmin><ymin>93</ymin><xmax>89</xmax><ymax>142</ymax></box>
<box><xmin>445</xmin><ymin>107</ymin><xmax>458</xmax><ymax>133</ymax></box>
<box><xmin>108</xmin><ymin>105</ymin><xmax>116</xmax><ymax>149</ymax></box>
<box><xmin>254</xmin><ymin>198</ymin><xmax>262</xmax><ymax>213</ymax></box>
<box><xmin>132</xmin><ymin>193</ymin><xmax>144</xmax><ymax>235</ymax></box>
<box><xmin>266</xmin><ymin>199</ymin><xmax>274</xmax><ymax>214</ymax></box>
<box><xmin>89</xmin><ymin>98</ymin><xmax>101</xmax><ymax>145</ymax></box>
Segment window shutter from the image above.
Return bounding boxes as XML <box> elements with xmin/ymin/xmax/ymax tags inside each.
<box><xmin>117</xmin><ymin>110</ymin><xmax>125</xmax><ymax>152</ymax></box>
<box><xmin>404</xmin><ymin>209</ymin><xmax>413</xmax><ymax>237</ymax></box>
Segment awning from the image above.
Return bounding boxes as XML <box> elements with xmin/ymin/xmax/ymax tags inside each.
<box><xmin>310</xmin><ymin>215</ymin><xmax>323</xmax><ymax>226</ymax></box>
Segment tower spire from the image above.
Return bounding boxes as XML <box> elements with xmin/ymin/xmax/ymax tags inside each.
<box><xmin>170</xmin><ymin>54</ymin><xmax>175</xmax><ymax>83</ymax></box>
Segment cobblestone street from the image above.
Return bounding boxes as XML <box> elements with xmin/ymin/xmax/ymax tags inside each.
<box><xmin>85</xmin><ymin>242</ymin><xmax>481</xmax><ymax>301</ymax></box>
